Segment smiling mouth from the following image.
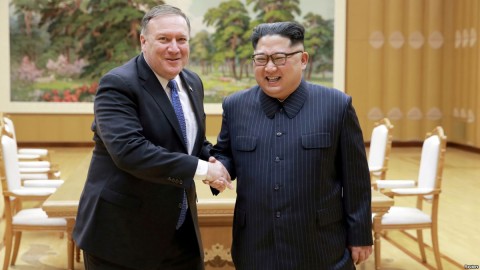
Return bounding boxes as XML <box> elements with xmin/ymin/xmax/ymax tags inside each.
<box><xmin>266</xmin><ymin>76</ymin><xmax>280</xmax><ymax>82</ymax></box>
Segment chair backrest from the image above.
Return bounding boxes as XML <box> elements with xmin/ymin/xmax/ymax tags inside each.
<box><xmin>368</xmin><ymin>118</ymin><xmax>394</xmax><ymax>179</ymax></box>
<box><xmin>417</xmin><ymin>126</ymin><xmax>447</xmax><ymax>200</ymax></box>
<box><xmin>2</xmin><ymin>115</ymin><xmax>17</xmax><ymax>141</ymax></box>
<box><xmin>1</xmin><ymin>129</ymin><xmax>23</xmax><ymax>192</ymax></box>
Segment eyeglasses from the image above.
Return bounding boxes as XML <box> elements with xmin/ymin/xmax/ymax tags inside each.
<box><xmin>251</xmin><ymin>51</ymin><xmax>304</xmax><ymax>66</ymax></box>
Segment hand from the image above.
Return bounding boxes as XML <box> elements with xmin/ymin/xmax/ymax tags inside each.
<box><xmin>349</xmin><ymin>245</ymin><xmax>372</xmax><ymax>265</ymax></box>
<box><xmin>204</xmin><ymin>177</ymin><xmax>229</xmax><ymax>192</ymax></box>
<box><xmin>203</xmin><ymin>157</ymin><xmax>233</xmax><ymax>192</ymax></box>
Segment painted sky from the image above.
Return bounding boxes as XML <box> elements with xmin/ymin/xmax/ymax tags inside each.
<box><xmin>165</xmin><ymin>0</ymin><xmax>334</xmax><ymax>36</ymax></box>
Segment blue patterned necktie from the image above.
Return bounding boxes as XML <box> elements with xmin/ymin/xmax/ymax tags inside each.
<box><xmin>168</xmin><ymin>79</ymin><xmax>188</xmax><ymax>229</ymax></box>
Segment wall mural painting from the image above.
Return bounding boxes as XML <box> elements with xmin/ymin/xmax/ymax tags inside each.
<box><xmin>9</xmin><ymin>0</ymin><xmax>334</xmax><ymax>104</ymax></box>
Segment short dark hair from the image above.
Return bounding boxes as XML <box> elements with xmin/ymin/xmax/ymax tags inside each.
<box><xmin>141</xmin><ymin>4</ymin><xmax>191</xmax><ymax>35</ymax></box>
<box><xmin>250</xmin><ymin>22</ymin><xmax>305</xmax><ymax>49</ymax></box>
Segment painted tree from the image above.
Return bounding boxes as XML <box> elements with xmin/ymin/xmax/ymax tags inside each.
<box><xmin>10</xmin><ymin>0</ymin><xmax>51</xmax><ymax>64</ymax></box>
<box><xmin>34</xmin><ymin>0</ymin><xmax>162</xmax><ymax>79</ymax></box>
<box><xmin>246</xmin><ymin>0</ymin><xmax>301</xmax><ymax>23</ymax></box>
<box><xmin>204</xmin><ymin>0</ymin><xmax>251</xmax><ymax>80</ymax></box>
<box><xmin>303</xmin><ymin>13</ymin><xmax>333</xmax><ymax>80</ymax></box>
<box><xmin>78</xmin><ymin>0</ymin><xmax>163</xmax><ymax>78</ymax></box>
<box><xmin>37</xmin><ymin>0</ymin><xmax>85</xmax><ymax>67</ymax></box>
<box><xmin>190</xmin><ymin>30</ymin><xmax>215</xmax><ymax>75</ymax></box>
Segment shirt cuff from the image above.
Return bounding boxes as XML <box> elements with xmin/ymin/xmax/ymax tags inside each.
<box><xmin>194</xmin><ymin>159</ymin><xmax>208</xmax><ymax>181</ymax></box>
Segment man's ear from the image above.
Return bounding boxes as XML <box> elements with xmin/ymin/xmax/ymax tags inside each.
<box><xmin>301</xmin><ymin>52</ymin><xmax>309</xmax><ymax>68</ymax></box>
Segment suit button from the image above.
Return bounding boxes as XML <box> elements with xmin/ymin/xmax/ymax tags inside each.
<box><xmin>276</xmin><ymin>211</ymin><xmax>281</xmax><ymax>218</ymax></box>
<box><xmin>276</xmin><ymin>131</ymin><xmax>282</xmax><ymax>136</ymax></box>
<box><xmin>275</xmin><ymin>156</ymin><xmax>280</xmax><ymax>162</ymax></box>
<box><xmin>274</xmin><ymin>184</ymin><xmax>280</xmax><ymax>190</ymax></box>
<box><xmin>178</xmin><ymin>203</ymin><xmax>183</xmax><ymax>209</ymax></box>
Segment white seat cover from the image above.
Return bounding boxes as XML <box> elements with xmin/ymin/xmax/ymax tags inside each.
<box><xmin>12</xmin><ymin>208</ymin><xmax>67</xmax><ymax>226</ymax></box>
<box><xmin>381</xmin><ymin>206</ymin><xmax>432</xmax><ymax>225</ymax></box>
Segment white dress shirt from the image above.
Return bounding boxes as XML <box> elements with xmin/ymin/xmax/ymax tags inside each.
<box><xmin>153</xmin><ymin>74</ymin><xmax>208</xmax><ymax>180</ymax></box>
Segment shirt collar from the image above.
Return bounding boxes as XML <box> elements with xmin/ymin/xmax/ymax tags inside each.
<box><xmin>260</xmin><ymin>80</ymin><xmax>308</xmax><ymax>119</ymax></box>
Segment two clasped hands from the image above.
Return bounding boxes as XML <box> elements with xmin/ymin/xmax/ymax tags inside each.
<box><xmin>202</xmin><ymin>157</ymin><xmax>234</xmax><ymax>192</ymax></box>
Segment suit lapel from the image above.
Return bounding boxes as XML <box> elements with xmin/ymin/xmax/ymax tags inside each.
<box><xmin>137</xmin><ymin>55</ymin><xmax>188</xmax><ymax>152</ymax></box>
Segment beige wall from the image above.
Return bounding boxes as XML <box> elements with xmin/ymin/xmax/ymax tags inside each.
<box><xmin>346</xmin><ymin>0</ymin><xmax>479</xmax><ymax>148</ymax></box>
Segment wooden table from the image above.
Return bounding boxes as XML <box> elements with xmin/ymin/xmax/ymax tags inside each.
<box><xmin>42</xmin><ymin>151</ymin><xmax>92</xmax><ymax>270</ymax></box>
<box><xmin>42</xmin><ymin>153</ymin><xmax>393</xmax><ymax>270</ymax></box>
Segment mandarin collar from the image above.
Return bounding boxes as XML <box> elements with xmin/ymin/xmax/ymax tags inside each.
<box><xmin>260</xmin><ymin>80</ymin><xmax>308</xmax><ymax>119</ymax></box>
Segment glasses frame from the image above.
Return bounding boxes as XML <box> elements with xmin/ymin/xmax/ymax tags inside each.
<box><xmin>251</xmin><ymin>51</ymin><xmax>304</xmax><ymax>66</ymax></box>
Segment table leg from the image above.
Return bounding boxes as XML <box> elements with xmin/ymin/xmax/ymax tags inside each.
<box><xmin>66</xmin><ymin>219</ymin><xmax>76</xmax><ymax>270</ymax></box>
<box><xmin>373</xmin><ymin>213</ymin><xmax>385</xmax><ymax>270</ymax></box>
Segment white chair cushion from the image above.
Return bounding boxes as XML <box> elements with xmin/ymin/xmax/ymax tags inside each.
<box><xmin>381</xmin><ymin>206</ymin><xmax>432</xmax><ymax>225</ymax></box>
<box><xmin>13</xmin><ymin>208</ymin><xmax>66</xmax><ymax>226</ymax></box>
<box><xmin>23</xmin><ymin>179</ymin><xmax>64</xmax><ymax>188</ymax></box>
<box><xmin>376</xmin><ymin>180</ymin><xmax>416</xmax><ymax>189</ymax></box>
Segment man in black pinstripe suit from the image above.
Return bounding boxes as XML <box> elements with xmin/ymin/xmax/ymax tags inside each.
<box><xmin>211</xmin><ymin>22</ymin><xmax>373</xmax><ymax>269</ymax></box>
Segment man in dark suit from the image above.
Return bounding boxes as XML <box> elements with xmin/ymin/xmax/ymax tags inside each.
<box><xmin>73</xmin><ymin>5</ymin><xmax>231</xmax><ymax>270</ymax></box>
<box><xmin>211</xmin><ymin>22</ymin><xmax>373</xmax><ymax>269</ymax></box>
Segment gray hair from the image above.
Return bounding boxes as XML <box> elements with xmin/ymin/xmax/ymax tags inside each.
<box><xmin>140</xmin><ymin>4</ymin><xmax>191</xmax><ymax>35</ymax></box>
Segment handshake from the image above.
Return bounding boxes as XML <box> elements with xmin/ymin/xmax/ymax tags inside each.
<box><xmin>202</xmin><ymin>157</ymin><xmax>234</xmax><ymax>192</ymax></box>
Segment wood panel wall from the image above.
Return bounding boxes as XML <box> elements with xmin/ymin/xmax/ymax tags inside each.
<box><xmin>9</xmin><ymin>114</ymin><xmax>223</xmax><ymax>145</ymax></box>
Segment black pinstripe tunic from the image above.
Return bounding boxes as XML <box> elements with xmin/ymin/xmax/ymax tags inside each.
<box><xmin>212</xmin><ymin>80</ymin><xmax>372</xmax><ymax>270</ymax></box>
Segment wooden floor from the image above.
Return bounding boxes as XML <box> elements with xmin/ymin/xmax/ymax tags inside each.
<box><xmin>0</xmin><ymin>146</ymin><xmax>479</xmax><ymax>269</ymax></box>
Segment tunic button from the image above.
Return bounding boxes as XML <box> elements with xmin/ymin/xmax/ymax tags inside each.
<box><xmin>276</xmin><ymin>211</ymin><xmax>281</xmax><ymax>218</ymax></box>
<box><xmin>275</xmin><ymin>156</ymin><xmax>280</xmax><ymax>162</ymax></box>
<box><xmin>274</xmin><ymin>184</ymin><xmax>280</xmax><ymax>190</ymax></box>
<box><xmin>178</xmin><ymin>203</ymin><xmax>183</xmax><ymax>209</ymax></box>
<box><xmin>276</xmin><ymin>131</ymin><xmax>282</xmax><ymax>136</ymax></box>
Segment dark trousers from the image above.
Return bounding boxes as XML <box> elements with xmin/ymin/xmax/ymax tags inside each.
<box><xmin>83</xmin><ymin>210</ymin><xmax>203</xmax><ymax>270</ymax></box>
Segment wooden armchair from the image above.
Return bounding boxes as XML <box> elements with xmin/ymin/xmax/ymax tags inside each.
<box><xmin>1</xmin><ymin>114</ymin><xmax>61</xmax><ymax>180</ymax></box>
<box><xmin>368</xmin><ymin>118</ymin><xmax>394</xmax><ymax>186</ymax></box>
<box><xmin>2</xmin><ymin>114</ymin><xmax>51</xmax><ymax>161</ymax></box>
<box><xmin>0</xmin><ymin>124</ymin><xmax>71</xmax><ymax>270</ymax></box>
<box><xmin>373</xmin><ymin>126</ymin><xmax>447</xmax><ymax>270</ymax></box>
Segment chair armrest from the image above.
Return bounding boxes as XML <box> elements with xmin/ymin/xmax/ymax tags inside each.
<box><xmin>390</xmin><ymin>187</ymin><xmax>441</xmax><ymax>196</ymax></box>
<box><xmin>6</xmin><ymin>187</ymin><xmax>56</xmax><ymax>198</ymax></box>
<box><xmin>376</xmin><ymin>180</ymin><xmax>416</xmax><ymax>189</ymax></box>
<box><xmin>18</xmin><ymin>161</ymin><xmax>51</xmax><ymax>168</ymax></box>
<box><xmin>18</xmin><ymin>148</ymin><xmax>49</xmax><ymax>156</ymax></box>
<box><xmin>23</xmin><ymin>179</ymin><xmax>64</xmax><ymax>188</ymax></box>
<box><xmin>18</xmin><ymin>153</ymin><xmax>42</xmax><ymax>160</ymax></box>
<box><xmin>19</xmin><ymin>167</ymin><xmax>51</xmax><ymax>173</ymax></box>
<box><xmin>369</xmin><ymin>166</ymin><xmax>386</xmax><ymax>173</ymax></box>
<box><xmin>20</xmin><ymin>173</ymin><xmax>49</xmax><ymax>180</ymax></box>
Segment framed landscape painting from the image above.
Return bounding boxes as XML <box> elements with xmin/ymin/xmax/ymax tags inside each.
<box><xmin>0</xmin><ymin>0</ymin><xmax>345</xmax><ymax>114</ymax></box>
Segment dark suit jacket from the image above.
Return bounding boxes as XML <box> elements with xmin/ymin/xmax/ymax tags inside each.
<box><xmin>211</xmin><ymin>80</ymin><xmax>373</xmax><ymax>270</ymax></box>
<box><xmin>73</xmin><ymin>54</ymin><xmax>211</xmax><ymax>269</ymax></box>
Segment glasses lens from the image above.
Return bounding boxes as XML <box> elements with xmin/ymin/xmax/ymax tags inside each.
<box><xmin>271</xmin><ymin>54</ymin><xmax>287</xmax><ymax>65</ymax></box>
<box><xmin>254</xmin><ymin>55</ymin><xmax>268</xmax><ymax>65</ymax></box>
